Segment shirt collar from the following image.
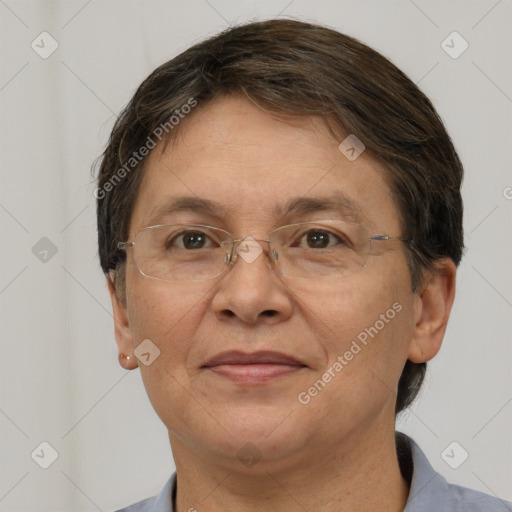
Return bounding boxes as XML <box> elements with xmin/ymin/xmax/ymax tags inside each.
<box><xmin>402</xmin><ymin>433</ymin><xmax>455</xmax><ymax>511</ymax></box>
<box><xmin>147</xmin><ymin>473</ymin><xmax>175</xmax><ymax>512</ymax></box>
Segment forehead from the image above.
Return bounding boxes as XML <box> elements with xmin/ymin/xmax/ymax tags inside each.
<box><xmin>129</xmin><ymin>95</ymin><xmax>401</xmax><ymax>236</ymax></box>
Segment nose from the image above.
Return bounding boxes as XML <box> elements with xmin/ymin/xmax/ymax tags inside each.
<box><xmin>212</xmin><ymin>237</ymin><xmax>292</xmax><ymax>325</ymax></box>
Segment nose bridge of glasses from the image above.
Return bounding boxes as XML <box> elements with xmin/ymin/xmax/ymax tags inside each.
<box><xmin>227</xmin><ymin>236</ymin><xmax>275</xmax><ymax>267</ymax></box>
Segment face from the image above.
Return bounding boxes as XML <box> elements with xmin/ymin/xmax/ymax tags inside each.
<box><xmin>111</xmin><ymin>95</ymin><xmax>426</xmax><ymax>472</ymax></box>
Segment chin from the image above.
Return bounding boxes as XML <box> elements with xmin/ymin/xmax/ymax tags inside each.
<box><xmin>171</xmin><ymin>406</ymin><xmax>311</xmax><ymax>467</ymax></box>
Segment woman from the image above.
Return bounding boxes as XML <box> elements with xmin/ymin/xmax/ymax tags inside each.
<box><xmin>95</xmin><ymin>19</ymin><xmax>511</xmax><ymax>512</ymax></box>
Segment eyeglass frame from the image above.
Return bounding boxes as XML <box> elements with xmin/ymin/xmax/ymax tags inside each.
<box><xmin>116</xmin><ymin>220</ymin><xmax>413</xmax><ymax>282</ymax></box>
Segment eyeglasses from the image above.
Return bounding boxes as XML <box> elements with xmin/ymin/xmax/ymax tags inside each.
<box><xmin>117</xmin><ymin>220</ymin><xmax>412</xmax><ymax>282</ymax></box>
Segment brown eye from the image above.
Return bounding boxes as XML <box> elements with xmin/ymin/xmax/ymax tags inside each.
<box><xmin>167</xmin><ymin>231</ymin><xmax>213</xmax><ymax>250</ymax></box>
<box><xmin>295</xmin><ymin>229</ymin><xmax>347</xmax><ymax>249</ymax></box>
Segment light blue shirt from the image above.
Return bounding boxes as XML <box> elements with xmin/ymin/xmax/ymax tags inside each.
<box><xmin>114</xmin><ymin>434</ymin><xmax>511</xmax><ymax>511</ymax></box>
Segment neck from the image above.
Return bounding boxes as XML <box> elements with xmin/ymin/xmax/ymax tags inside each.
<box><xmin>170</xmin><ymin>425</ymin><xmax>409</xmax><ymax>512</ymax></box>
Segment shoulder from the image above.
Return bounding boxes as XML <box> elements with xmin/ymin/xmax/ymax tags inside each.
<box><xmin>423</xmin><ymin>478</ymin><xmax>512</xmax><ymax>512</ymax></box>
<box><xmin>446</xmin><ymin>484</ymin><xmax>512</xmax><ymax>512</ymax></box>
<box><xmin>114</xmin><ymin>496</ymin><xmax>155</xmax><ymax>512</ymax></box>
<box><xmin>113</xmin><ymin>473</ymin><xmax>176</xmax><ymax>512</ymax></box>
<box><xmin>400</xmin><ymin>433</ymin><xmax>512</xmax><ymax>512</ymax></box>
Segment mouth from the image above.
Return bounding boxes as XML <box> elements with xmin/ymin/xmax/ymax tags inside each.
<box><xmin>202</xmin><ymin>350</ymin><xmax>307</xmax><ymax>384</ymax></box>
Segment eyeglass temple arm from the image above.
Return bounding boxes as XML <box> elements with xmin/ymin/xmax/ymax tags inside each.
<box><xmin>370</xmin><ymin>235</ymin><xmax>413</xmax><ymax>244</ymax></box>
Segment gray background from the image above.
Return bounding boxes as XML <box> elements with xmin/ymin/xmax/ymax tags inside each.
<box><xmin>0</xmin><ymin>1</ymin><xmax>511</xmax><ymax>510</ymax></box>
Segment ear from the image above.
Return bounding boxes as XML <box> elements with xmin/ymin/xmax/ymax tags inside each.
<box><xmin>107</xmin><ymin>270</ymin><xmax>138</xmax><ymax>370</ymax></box>
<box><xmin>408</xmin><ymin>258</ymin><xmax>457</xmax><ymax>363</ymax></box>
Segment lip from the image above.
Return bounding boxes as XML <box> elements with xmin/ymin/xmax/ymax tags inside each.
<box><xmin>203</xmin><ymin>350</ymin><xmax>305</xmax><ymax>367</ymax></box>
<box><xmin>202</xmin><ymin>350</ymin><xmax>307</xmax><ymax>384</ymax></box>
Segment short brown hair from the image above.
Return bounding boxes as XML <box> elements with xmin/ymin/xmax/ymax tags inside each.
<box><xmin>94</xmin><ymin>18</ymin><xmax>464</xmax><ymax>414</ymax></box>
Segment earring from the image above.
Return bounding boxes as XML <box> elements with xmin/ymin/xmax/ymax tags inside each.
<box><xmin>119</xmin><ymin>354</ymin><xmax>131</xmax><ymax>361</ymax></box>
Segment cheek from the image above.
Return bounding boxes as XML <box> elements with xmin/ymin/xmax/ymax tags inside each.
<box><xmin>126</xmin><ymin>274</ymin><xmax>209</xmax><ymax>370</ymax></box>
<box><xmin>290</xmin><ymin>286</ymin><xmax>414</xmax><ymax>437</ymax></box>
<box><xmin>292</xmin><ymin>259</ymin><xmax>414</xmax><ymax>393</ymax></box>
<box><xmin>126</xmin><ymin>279</ymin><xmax>212</xmax><ymax>427</ymax></box>
<box><xmin>291</xmin><ymin>269</ymin><xmax>406</xmax><ymax>347</ymax></box>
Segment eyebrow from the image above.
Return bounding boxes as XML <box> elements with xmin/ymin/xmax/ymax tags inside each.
<box><xmin>147</xmin><ymin>192</ymin><xmax>365</xmax><ymax>226</ymax></box>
